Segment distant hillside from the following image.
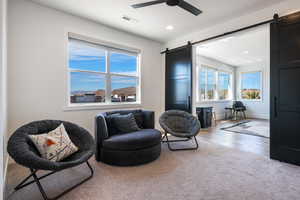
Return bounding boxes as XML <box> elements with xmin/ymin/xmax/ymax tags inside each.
<box><xmin>71</xmin><ymin>87</ymin><xmax>136</xmax><ymax>96</ymax></box>
<box><xmin>112</xmin><ymin>87</ymin><xmax>136</xmax><ymax>96</ymax></box>
<box><xmin>71</xmin><ymin>89</ymin><xmax>105</xmax><ymax>96</ymax></box>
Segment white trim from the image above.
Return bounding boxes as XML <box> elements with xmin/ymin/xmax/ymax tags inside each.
<box><xmin>65</xmin><ymin>31</ymin><xmax>71</xmax><ymax>108</ymax></box>
<box><xmin>0</xmin><ymin>0</ymin><xmax>7</xmax><ymax>198</ymax></box>
<box><xmin>63</xmin><ymin>102</ymin><xmax>142</xmax><ymax>111</ymax></box>
<box><xmin>197</xmin><ymin>100</ymin><xmax>233</xmax><ymax>104</ymax></box>
<box><xmin>2</xmin><ymin>156</ymin><xmax>9</xmax><ymax>200</ymax></box>
<box><xmin>106</xmin><ymin>51</ymin><xmax>112</xmax><ymax>103</ymax></box>
<box><xmin>197</xmin><ymin>64</ymin><xmax>233</xmax><ymax>102</ymax></box>
<box><xmin>137</xmin><ymin>52</ymin><xmax>142</xmax><ymax>105</ymax></box>
<box><xmin>246</xmin><ymin>113</ymin><xmax>270</xmax><ymax>120</ymax></box>
<box><xmin>66</xmin><ymin>33</ymin><xmax>141</xmax><ymax>109</ymax></box>
<box><xmin>109</xmin><ymin>72</ymin><xmax>138</xmax><ymax>78</ymax></box>
<box><xmin>69</xmin><ymin>69</ymin><xmax>107</xmax><ymax>75</ymax></box>
<box><xmin>3</xmin><ymin>156</ymin><xmax>8</xmax><ymax>189</ymax></box>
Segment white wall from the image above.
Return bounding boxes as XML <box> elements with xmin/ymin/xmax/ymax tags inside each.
<box><xmin>8</xmin><ymin>0</ymin><xmax>163</xmax><ymax>141</ymax></box>
<box><xmin>165</xmin><ymin>0</ymin><xmax>300</xmax><ymax>49</ymax></box>
<box><xmin>193</xmin><ymin>54</ymin><xmax>235</xmax><ymax>120</ymax></box>
<box><xmin>0</xmin><ymin>0</ymin><xmax>7</xmax><ymax>197</ymax></box>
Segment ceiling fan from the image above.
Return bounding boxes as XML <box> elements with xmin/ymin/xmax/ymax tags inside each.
<box><xmin>131</xmin><ymin>0</ymin><xmax>202</xmax><ymax>16</ymax></box>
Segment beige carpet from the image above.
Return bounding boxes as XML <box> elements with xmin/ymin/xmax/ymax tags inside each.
<box><xmin>5</xmin><ymin>139</ymin><xmax>300</xmax><ymax>200</ymax></box>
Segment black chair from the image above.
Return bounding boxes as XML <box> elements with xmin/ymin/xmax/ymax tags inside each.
<box><xmin>159</xmin><ymin>110</ymin><xmax>201</xmax><ymax>151</ymax></box>
<box><xmin>7</xmin><ymin>120</ymin><xmax>95</xmax><ymax>200</ymax></box>
<box><xmin>233</xmin><ymin>101</ymin><xmax>247</xmax><ymax>120</ymax></box>
<box><xmin>95</xmin><ymin>109</ymin><xmax>162</xmax><ymax>166</ymax></box>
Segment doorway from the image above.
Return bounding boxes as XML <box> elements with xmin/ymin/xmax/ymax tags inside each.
<box><xmin>194</xmin><ymin>25</ymin><xmax>270</xmax><ymax>156</ymax></box>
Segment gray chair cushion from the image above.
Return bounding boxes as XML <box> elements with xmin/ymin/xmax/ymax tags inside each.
<box><xmin>159</xmin><ymin>110</ymin><xmax>201</xmax><ymax>138</ymax></box>
<box><xmin>113</xmin><ymin>113</ymin><xmax>141</xmax><ymax>133</ymax></box>
<box><xmin>102</xmin><ymin>129</ymin><xmax>161</xmax><ymax>150</ymax></box>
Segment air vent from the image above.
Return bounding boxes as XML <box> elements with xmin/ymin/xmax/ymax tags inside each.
<box><xmin>122</xmin><ymin>15</ymin><xmax>138</xmax><ymax>23</ymax></box>
<box><xmin>122</xmin><ymin>16</ymin><xmax>131</xmax><ymax>21</ymax></box>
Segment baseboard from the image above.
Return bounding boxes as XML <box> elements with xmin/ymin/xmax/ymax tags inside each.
<box><xmin>215</xmin><ymin>113</ymin><xmax>225</xmax><ymax>120</ymax></box>
<box><xmin>8</xmin><ymin>156</ymin><xmax>14</xmax><ymax>164</ymax></box>
<box><xmin>215</xmin><ymin>112</ymin><xmax>269</xmax><ymax>120</ymax></box>
<box><xmin>246</xmin><ymin>113</ymin><xmax>269</xmax><ymax>120</ymax></box>
<box><xmin>3</xmin><ymin>156</ymin><xmax>9</xmax><ymax>197</ymax></box>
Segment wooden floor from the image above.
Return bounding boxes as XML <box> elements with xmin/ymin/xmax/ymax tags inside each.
<box><xmin>198</xmin><ymin>119</ymin><xmax>270</xmax><ymax>157</ymax></box>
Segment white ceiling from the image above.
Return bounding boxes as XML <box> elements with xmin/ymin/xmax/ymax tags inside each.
<box><xmin>196</xmin><ymin>25</ymin><xmax>268</xmax><ymax>67</ymax></box>
<box><xmin>29</xmin><ymin>0</ymin><xmax>283</xmax><ymax>42</ymax></box>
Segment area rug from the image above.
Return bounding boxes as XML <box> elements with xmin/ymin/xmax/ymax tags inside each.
<box><xmin>221</xmin><ymin>120</ymin><xmax>270</xmax><ymax>138</ymax></box>
<box><xmin>5</xmin><ymin>140</ymin><xmax>300</xmax><ymax>200</ymax></box>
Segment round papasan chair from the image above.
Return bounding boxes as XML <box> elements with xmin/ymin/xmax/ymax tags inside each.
<box><xmin>159</xmin><ymin>110</ymin><xmax>201</xmax><ymax>151</ymax></box>
<box><xmin>7</xmin><ymin>120</ymin><xmax>95</xmax><ymax>200</ymax></box>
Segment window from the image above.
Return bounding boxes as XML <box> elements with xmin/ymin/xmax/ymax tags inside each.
<box><xmin>68</xmin><ymin>38</ymin><xmax>140</xmax><ymax>105</ymax></box>
<box><xmin>218</xmin><ymin>72</ymin><xmax>231</xmax><ymax>100</ymax></box>
<box><xmin>240</xmin><ymin>71</ymin><xmax>262</xmax><ymax>100</ymax></box>
<box><xmin>198</xmin><ymin>65</ymin><xmax>232</xmax><ymax>101</ymax></box>
<box><xmin>199</xmin><ymin>67</ymin><xmax>216</xmax><ymax>100</ymax></box>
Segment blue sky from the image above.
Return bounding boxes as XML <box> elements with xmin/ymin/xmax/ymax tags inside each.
<box><xmin>200</xmin><ymin>69</ymin><xmax>260</xmax><ymax>90</ymax></box>
<box><xmin>199</xmin><ymin>69</ymin><xmax>230</xmax><ymax>90</ymax></box>
<box><xmin>241</xmin><ymin>72</ymin><xmax>261</xmax><ymax>89</ymax></box>
<box><xmin>218</xmin><ymin>72</ymin><xmax>230</xmax><ymax>90</ymax></box>
<box><xmin>69</xmin><ymin>39</ymin><xmax>137</xmax><ymax>92</ymax></box>
<box><xmin>69</xmin><ymin>39</ymin><xmax>260</xmax><ymax>93</ymax></box>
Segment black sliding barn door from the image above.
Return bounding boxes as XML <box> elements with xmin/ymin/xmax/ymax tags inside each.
<box><xmin>165</xmin><ymin>45</ymin><xmax>192</xmax><ymax>113</ymax></box>
<box><xmin>270</xmin><ymin>12</ymin><xmax>300</xmax><ymax>165</ymax></box>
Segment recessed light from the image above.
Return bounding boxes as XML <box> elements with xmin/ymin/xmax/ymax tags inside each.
<box><xmin>243</xmin><ymin>50</ymin><xmax>249</xmax><ymax>54</ymax></box>
<box><xmin>166</xmin><ymin>25</ymin><xmax>174</xmax><ymax>30</ymax></box>
<box><xmin>122</xmin><ymin>16</ymin><xmax>131</xmax><ymax>21</ymax></box>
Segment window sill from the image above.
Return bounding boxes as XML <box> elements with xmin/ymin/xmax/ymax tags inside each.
<box><xmin>239</xmin><ymin>99</ymin><xmax>263</xmax><ymax>102</ymax></box>
<box><xmin>63</xmin><ymin>102</ymin><xmax>142</xmax><ymax>111</ymax></box>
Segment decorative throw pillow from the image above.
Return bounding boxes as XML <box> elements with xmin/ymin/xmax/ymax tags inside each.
<box><xmin>133</xmin><ymin>111</ymin><xmax>144</xmax><ymax>129</ymax></box>
<box><xmin>113</xmin><ymin>113</ymin><xmax>141</xmax><ymax>133</ymax></box>
<box><xmin>29</xmin><ymin>123</ymin><xmax>78</xmax><ymax>162</ymax></box>
<box><xmin>105</xmin><ymin>113</ymin><xmax>121</xmax><ymax>136</ymax></box>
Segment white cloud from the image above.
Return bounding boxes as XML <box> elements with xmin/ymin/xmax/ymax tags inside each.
<box><xmin>112</xmin><ymin>77</ymin><xmax>137</xmax><ymax>84</ymax></box>
<box><xmin>69</xmin><ymin>39</ymin><xmax>106</xmax><ymax>61</ymax></box>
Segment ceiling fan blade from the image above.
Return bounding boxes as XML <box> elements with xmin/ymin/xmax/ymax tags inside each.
<box><xmin>178</xmin><ymin>0</ymin><xmax>202</xmax><ymax>16</ymax></box>
<box><xmin>131</xmin><ymin>0</ymin><xmax>167</xmax><ymax>8</ymax></box>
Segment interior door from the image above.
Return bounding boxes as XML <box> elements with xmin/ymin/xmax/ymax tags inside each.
<box><xmin>270</xmin><ymin>12</ymin><xmax>300</xmax><ymax>165</ymax></box>
<box><xmin>165</xmin><ymin>45</ymin><xmax>192</xmax><ymax>113</ymax></box>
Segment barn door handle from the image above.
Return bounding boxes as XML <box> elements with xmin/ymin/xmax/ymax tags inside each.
<box><xmin>274</xmin><ymin>96</ymin><xmax>278</xmax><ymax>118</ymax></box>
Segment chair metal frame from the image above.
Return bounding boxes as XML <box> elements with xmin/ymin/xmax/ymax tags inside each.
<box><xmin>161</xmin><ymin>132</ymin><xmax>199</xmax><ymax>151</ymax></box>
<box><xmin>233</xmin><ymin>110</ymin><xmax>246</xmax><ymax>120</ymax></box>
<box><xmin>14</xmin><ymin>161</ymin><xmax>93</xmax><ymax>200</ymax></box>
